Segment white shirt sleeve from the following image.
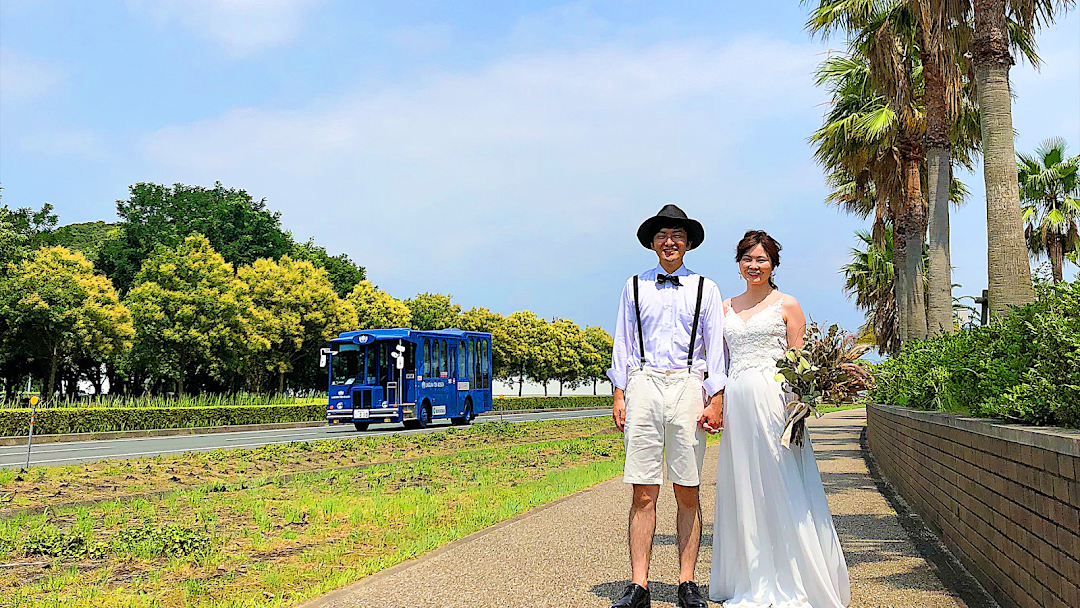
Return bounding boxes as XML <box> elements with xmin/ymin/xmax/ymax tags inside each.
<box><xmin>606</xmin><ymin>279</ymin><xmax>635</xmax><ymax>391</ymax></box>
<box><xmin>701</xmin><ymin>281</ymin><xmax>727</xmax><ymax>397</ymax></box>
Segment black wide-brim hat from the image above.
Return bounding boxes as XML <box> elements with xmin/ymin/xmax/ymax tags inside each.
<box><xmin>636</xmin><ymin>204</ymin><xmax>705</xmax><ymax>250</ymax></box>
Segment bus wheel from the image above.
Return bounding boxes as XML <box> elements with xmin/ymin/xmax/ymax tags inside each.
<box><xmin>452</xmin><ymin>399</ymin><xmax>473</xmax><ymax>426</ymax></box>
<box><xmin>416</xmin><ymin>403</ymin><xmax>431</xmax><ymax>429</ymax></box>
<box><xmin>353</xmin><ymin>422</ymin><xmax>370</xmax><ymax>432</ymax></box>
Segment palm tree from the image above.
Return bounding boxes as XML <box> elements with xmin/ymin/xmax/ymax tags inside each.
<box><xmin>843</xmin><ymin>228</ymin><xmax>900</xmax><ymax>354</ymax></box>
<box><xmin>809</xmin><ymin>2</ymin><xmax>930</xmax><ymax>343</ymax></box>
<box><xmin>971</xmin><ymin>0</ymin><xmax>1074</xmax><ymax>315</ymax></box>
<box><xmin>1018</xmin><ymin>137</ymin><xmax>1080</xmax><ymax>282</ymax></box>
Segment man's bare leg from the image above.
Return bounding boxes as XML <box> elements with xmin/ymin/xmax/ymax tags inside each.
<box><xmin>629</xmin><ymin>484</ymin><xmax>660</xmax><ymax>587</ymax></box>
<box><xmin>673</xmin><ymin>483</ymin><xmax>702</xmax><ymax>583</ymax></box>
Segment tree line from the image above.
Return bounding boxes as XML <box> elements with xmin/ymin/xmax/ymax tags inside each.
<box><xmin>806</xmin><ymin>0</ymin><xmax>1076</xmax><ymax>353</ymax></box>
<box><xmin>0</xmin><ymin>183</ymin><xmax>613</xmax><ymax>401</ymax></box>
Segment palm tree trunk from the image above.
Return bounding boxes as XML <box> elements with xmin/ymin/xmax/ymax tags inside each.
<box><xmin>973</xmin><ymin>0</ymin><xmax>1035</xmax><ymax>317</ymax></box>
<box><xmin>1049</xmin><ymin>235</ymin><xmax>1064</xmax><ymax>282</ymax></box>
<box><xmin>897</xmin><ymin>138</ymin><xmax>929</xmax><ymax>342</ymax></box>
<box><xmin>922</xmin><ymin>38</ymin><xmax>954</xmax><ymax>336</ymax></box>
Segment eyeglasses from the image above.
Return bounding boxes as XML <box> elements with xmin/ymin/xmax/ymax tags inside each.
<box><xmin>653</xmin><ymin>231</ymin><xmax>687</xmax><ymax>243</ymax></box>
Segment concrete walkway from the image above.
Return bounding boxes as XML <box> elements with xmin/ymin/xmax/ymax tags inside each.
<box><xmin>300</xmin><ymin>409</ymin><xmax>970</xmax><ymax>608</ymax></box>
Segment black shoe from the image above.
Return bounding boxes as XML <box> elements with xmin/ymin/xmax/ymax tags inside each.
<box><xmin>612</xmin><ymin>583</ymin><xmax>651</xmax><ymax>608</ymax></box>
<box><xmin>677</xmin><ymin>581</ymin><xmax>707</xmax><ymax>608</ymax></box>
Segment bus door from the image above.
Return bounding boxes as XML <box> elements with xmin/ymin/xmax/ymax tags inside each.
<box><xmin>456</xmin><ymin>340</ymin><xmax>470</xmax><ymax>411</ymax></box>
<box><xmin>428</xmin><ymin>338</ymin><xmax>452</xmax><ymax>419</ymax></box>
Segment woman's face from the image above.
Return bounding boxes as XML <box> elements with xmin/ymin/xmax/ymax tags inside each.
<box><xmin>739</xmin><ymin>243</ymin><xmax>773</xmax><ymax>288</ymax></box>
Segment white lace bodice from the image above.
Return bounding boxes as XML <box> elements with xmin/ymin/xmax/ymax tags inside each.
<box><xmin>725</xmin><ymin>298</ymin><xmax>788</xmax><ymax>379</ymax></box>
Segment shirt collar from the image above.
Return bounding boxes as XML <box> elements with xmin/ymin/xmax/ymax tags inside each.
<box><xmin>655</xmin><ymin>263</ymin><xmax>692</xmax><ymax>277</ymax></box>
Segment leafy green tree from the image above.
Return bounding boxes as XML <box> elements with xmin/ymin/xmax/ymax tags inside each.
<box><xmin>0</xmin><ymin>208</ymin><xmax>29</xmax><ymax>273</ymax></box>
<box><xmin>0</xmin><ymin>200</ymin><xmax>57</xmax><ymax>271</ymax></box>
<box><xmin>290</xmin><ymin>238</ymin><xmax>366</xmax><ymax>297</ymax></box>
<box><xmin>239</xmin><ymin>256</ymin><xmax>356</xmax><ymax>393</ymax></box>
<box><xmin>492</xmin><ymin>310</ymin><xmax>544</xmax><ymax>396</ymax></box>
<box><xmin>583</xmin><ymin>325</ymin><xmax>614</xmax><ymax>395</ymax></box>
<box><xmin>528</xmin><ymin>318</ymin><xmax>591</xmax><ymax>396</ymax></box>
<box><xmin>347</xmin><ymin>281</ymin><xmax>412</xmax><ymax>329</ymax></box>
<box><xmin>99</xmin><ymin>182</ymin><xmax>293</xmax><ymax>294</ymax></box>
<box><xmin>0</xmin><ymin>246</ymin><xmax>133</xmax><ymax>399</ymax></box>
<box><xmin>405</xmin><ymin>293</ymin><xmax>461</xmax><ymax>330</ymax></box>
<box><xmin>1018</xmin><ymin>137</ymin><xmax>1080</xmax><ymax>283</ymax></box>
<box><xmin>459</xmin><ymin>307</ymin><xmax>507</xmax><ymax>377</ymax></box>
<box><xmin>126</xmin><ymin>234</ymin><xmax>267</xmax><ymax>396</ymax></box>
<box><xmin>45</xmin><ymin>221</ymin><xmax>116</xmax><ymax>265</ymax></box>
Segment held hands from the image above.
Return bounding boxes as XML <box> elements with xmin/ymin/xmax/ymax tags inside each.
<box><xmin>697</xmin><ymin>393</ymin><xmax>724</xmax><ymax>434</ymax></box>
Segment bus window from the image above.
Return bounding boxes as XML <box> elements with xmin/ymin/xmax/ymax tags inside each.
<box><xmin>379</xmin><ymin>342</ymin><xmax>390</xmax><ymax>387</ymax></box>
<box><xmin>424</xmin><ymin>339</ymin><xmax>431</xmax><ymax>377</ymax></box>
<box><xmin>365</xmin><ymin>344</ymin><xmax>378</xmax><ymax>386</ymax></box>
<box><xmin>405</xmin><ymin>342</ymin><xmax>415</xmax><ymax>375</ymax></box>
<box><xmin>472</xmin><ymin>338</ymin><xmax>479</xmax><ymax>386</ymax></box>
<box><xmin>330</xmin><ymin>343</ymin><xmax>363</xmax><ymax>385</ymax></box>
<box><xmin>483</xmin><ymin>339</ymin><xmax>491</xmax><ymax>388</ymax></box>
<box><xmin>458</xmin><ymin>342</ymin><xmax>466</xmax><ymax>379</ymax></box>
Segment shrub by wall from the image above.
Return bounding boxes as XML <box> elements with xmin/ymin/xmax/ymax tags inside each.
<box><xmin>869</xmin><ymin>280</ymin><xmax>1080</xmax><ymax>428</ymax></box>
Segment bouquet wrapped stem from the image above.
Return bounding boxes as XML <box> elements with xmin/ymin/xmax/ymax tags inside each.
<box><xmin>774</xmin><ymin>348</ymin><xmax>823</xmax><ymax>449</ymax></box>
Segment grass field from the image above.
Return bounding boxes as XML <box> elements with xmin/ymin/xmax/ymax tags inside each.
<box><xmin>1</xmin><ymin>418</ymin><xmax>622</xmax><ymax>608</ymax></box>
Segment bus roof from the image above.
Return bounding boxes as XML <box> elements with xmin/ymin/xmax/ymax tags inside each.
<box><xmin>330</xmin><ymin>328</ymin><xmax>490</xmax><ymax>344</ymax></box>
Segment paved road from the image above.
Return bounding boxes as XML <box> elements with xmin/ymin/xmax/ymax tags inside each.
<box><xmin>0</xmin><ymin>409</ymin><xmax>610</xmax><ymax>468</ymax></box>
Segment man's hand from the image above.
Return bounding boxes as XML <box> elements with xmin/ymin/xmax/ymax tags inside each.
<box><xmin>613</xmin><ymin>388</ymin><xmax>626</xmax><ymax>432</ymax></box>
<box><xmin>697</xmin><ymin>392</ymin><xmax>724</xmax><ymax>434</ymax></box>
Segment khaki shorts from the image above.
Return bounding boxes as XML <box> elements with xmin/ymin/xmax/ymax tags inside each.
<box><xmin>623</xmin><ymin>367</ymin><xmax>707</xmax><ymax>487</ymax></box>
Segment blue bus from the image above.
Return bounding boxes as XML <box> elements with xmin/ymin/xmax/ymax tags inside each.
<box><xmin>322</xmin><ymin>328</ymin><xmax>493</xmax><ymax>431</ymax></box>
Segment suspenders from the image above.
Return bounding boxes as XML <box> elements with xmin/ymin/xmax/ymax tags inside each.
<box><xmin>632</xmin><ymin>274</ymin><xmax>705</xmax><ymax>369</ymax></box>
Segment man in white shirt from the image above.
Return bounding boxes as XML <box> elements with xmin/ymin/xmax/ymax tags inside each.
<box><xmin>607</xmin><ymin>204</ymin><xmax>725</xmax><ymax>608</ymax></box>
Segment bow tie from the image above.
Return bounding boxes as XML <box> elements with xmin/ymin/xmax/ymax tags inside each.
<box><xmin>656</xmin><ymin>273</ymin><xmax>681</xmax><ymax>287</ymax></box>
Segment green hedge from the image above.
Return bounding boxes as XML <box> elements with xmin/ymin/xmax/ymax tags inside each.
<box><xmin>870</xmin><ymin>279</ymin><xmax>1080</xmax><ymax>428</ymax></box>
<box><xmin>491</xmin><ymin>395</ymin><xmax>613</xmax><ymax>411</ymax></box>
<box><xmin>0</xmin><ymin>404</ymin><xmax>324</xmax><ymax>437</ymax></box>
<box><xmin>0</xmin><ymin>396</ymin><xmax>613</xmax><ymax>436</ymax></box>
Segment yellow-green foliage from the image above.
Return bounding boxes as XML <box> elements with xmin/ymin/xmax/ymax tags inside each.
<box><xmin>239</xmin><ymin>256</ymin><xmax>356</xmax><ymax>382</ymax></box>
<box><xmin>0</xmin><ymin>246</ymin><xmax>133</xmax><ymax>394</ymax></box>
<box><xmin>126</xmin><ymin>234</ymin><xmax>267</xmax><ymax>392</ymax></box>
<box><xmin>346</xmin><ymin>280</ymin><xmax>412</xmax><ymax>329</ymax></box>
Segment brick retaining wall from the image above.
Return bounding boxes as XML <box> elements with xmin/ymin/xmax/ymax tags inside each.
<box><xmin>866</xmin><ymin>403</ymin><xmax>1080</xmax><ymax>608</ymax></box>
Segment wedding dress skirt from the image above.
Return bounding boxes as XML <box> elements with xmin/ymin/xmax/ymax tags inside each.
<box><xmin>709</xmin><ymin>300</ymin><xmax>849</xmax><ymax>608</ymax></box>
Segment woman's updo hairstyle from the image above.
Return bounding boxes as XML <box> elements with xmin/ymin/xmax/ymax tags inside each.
<box><xmin>735</xmin><ymin>230</ymin><xmax>782</xmax><ymax>290</ymax></box>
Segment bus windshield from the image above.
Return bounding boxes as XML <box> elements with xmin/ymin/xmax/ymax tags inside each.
<box><xmin>330</xmin><ymin>344</ymin><xmax>367</xmax><ymax>385</ymax></box>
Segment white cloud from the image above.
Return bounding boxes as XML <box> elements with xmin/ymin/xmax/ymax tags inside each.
<box><xmin>127</xmin><ymin>0</ymin><xmax>320</xmax><ymax>57</ymax></box>
<box><xmin>0</xmin><ymin>47</ymin><xmax>63</xmax><ymax>101</ymax></box>
<box><xmin>141</xmin><ymin>36</ymin><xmax>834</xmax><ymax>322</ymax></box>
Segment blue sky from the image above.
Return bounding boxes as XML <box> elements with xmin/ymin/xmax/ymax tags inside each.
<box><xmin>2</xmin><ymin>0</ymin><xmax>1078</xmax><ymax>336</ymax></box>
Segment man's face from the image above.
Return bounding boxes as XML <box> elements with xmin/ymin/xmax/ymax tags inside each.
<box><xmin>652</xmin><ymin>227</ymin><xmax>689</xmax><ymax>267</ymax></box>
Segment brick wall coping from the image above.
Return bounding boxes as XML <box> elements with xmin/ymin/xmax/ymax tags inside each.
<box><xmin>870</xmin><ymin>403</ymin><xmax>1080</xmax><ymax>457</ymax></box>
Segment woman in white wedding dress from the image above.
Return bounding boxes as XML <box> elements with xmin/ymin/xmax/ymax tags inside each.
<box><xmin>709</xmin><ymin>230</ymin><xmax>850</xmax><ymax>608</ymax></box>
